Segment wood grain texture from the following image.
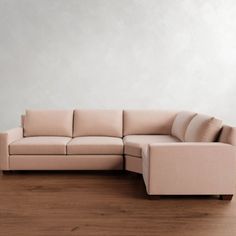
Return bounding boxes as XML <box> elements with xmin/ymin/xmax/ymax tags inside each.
<box><xmin>0</xmin><ymin>171</ymin><xmax>236</xmax><ymax>236</ymax></box>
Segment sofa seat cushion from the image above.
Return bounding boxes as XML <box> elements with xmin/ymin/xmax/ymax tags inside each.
<box><xmin>10</xmin><ymin>137</ymin><xmax>71</xmax><ymax>155</ymax></box>
<box><xmin>124</xmin><ymin>135</ymin><xmax>180</xmax><ymax>157</ymax></box>
<box><xmin>67</xmin><ymin>136</ymin><xmax>123</xmax><ymax>155</ymax></box>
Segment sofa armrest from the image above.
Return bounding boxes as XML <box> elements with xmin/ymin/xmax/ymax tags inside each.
<box><xmin>148</xmin><ymin>142</ymin><xmax>236</xmax><ymax>158</ymax></box>
<box><xmin>0</xmin><ymin>127</ymin><xmax>23</xmax><ymax>170</ymax></box>
<box><xmin>143</xmin><ymin>142</ymin><xmax>236</xmax><ymax>195</ymax></box>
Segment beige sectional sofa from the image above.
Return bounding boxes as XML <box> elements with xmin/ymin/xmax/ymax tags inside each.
<box><xmin>0</xmin><ymin>109</ymin><xmax>235</xmax><ymax>200</ymax></box>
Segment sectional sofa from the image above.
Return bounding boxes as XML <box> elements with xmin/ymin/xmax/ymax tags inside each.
<box><xmin>0</xmin><ymin>109</ymin><xmax>235</xmax><ymax>200</ymax></box>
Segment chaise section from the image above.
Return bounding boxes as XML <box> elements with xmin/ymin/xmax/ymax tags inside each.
<box><xmin>67</xmin><ymin>136</ymin><xmax>123</xmax><ymax>155</ymax></box>
<box><xmin>143</xmin><ymin>143</ymin><xmax>236</xmax><ymax>196</ymax></box>
<box><xmin>0</xmin><ymin>127</ymin><xmax>23</xmax><ymax>170</ymax></box>
<box><xmin>10</xmin><ymin>137</ymin><xmax>71</xmax><ymax>155</ymax></box>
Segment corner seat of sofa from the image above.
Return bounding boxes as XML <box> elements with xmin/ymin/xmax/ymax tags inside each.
<box><xmin>123</xmin><ymin>134</ymin><xmax>180</xmax><ymax>157</ymax></box>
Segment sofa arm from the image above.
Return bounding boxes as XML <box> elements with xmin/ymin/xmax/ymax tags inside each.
<box><xmin>0</xmin><ymin>127</ymin><xmax>23</xmax><ymax>170</ymax></box>
<box><xmin>143</xmin><ymin>143</ymin><xmax>236</xmax><ymax>195</ymax></box>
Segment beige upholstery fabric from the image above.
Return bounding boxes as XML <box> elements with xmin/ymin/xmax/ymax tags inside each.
<box><xmin>219</xmin><ymin>125</ymin><xmax>236</xmax><ymax>146</ymax></box>
<box><xmin>0</xmin><ymin>127</ymin><xmax>23</xmax><ymax>170</ymax></box>
<box><xmin>9</xmin><ymin>155</ymin><xmax>123</xmax><ymax>170</ymax></box>
<box><xmin>10</xmin><ymin>137</ymin><xmax>71</xmax><ymax>155</ymax></box>
<box><xmin>24</xmin><ymin>110</ymin><xmax>74</xmax><ymax>137</ymax></box>
<box><xmin>123</xmin><ymin>110</ymin><xmax>177</xmax><ymax>136</ymax></box>
<box><xmin>143</xmin><ymin>143</ymin><xmax>236</xmax><ymax>195</ymax></box>
<box><xmin>73</xmin><ymin>109</ymin><xmax>123</xmax><ymax>137</ymax></box>
<box><xmin>67</xmin><ymin>136</ymin><xmax>123</xmax><ymax>155</ymax></box>
<box><xmin>124</xmin><ymin>135</ymin><xmax>180</xmax><ymax>157</ymax></box>
<box><xmin>125</xmin><ymin>155</ymin><xmax>142</xmax><ymax>174</ymax></box>
<box><xmin>171</xmin><ymin>111</ymin><xmax>197</xmax><ymax>141</ymax></box>
<box><xmin>185</xmin><ymin>114</ymin><xmax>222</xmax><ymax>142</ymax></box>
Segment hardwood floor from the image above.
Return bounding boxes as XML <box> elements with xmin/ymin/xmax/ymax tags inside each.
<box><xmin>0</xmin><ymin>171</ymin><xmax>236</xmax><ymax>236</ymax></box>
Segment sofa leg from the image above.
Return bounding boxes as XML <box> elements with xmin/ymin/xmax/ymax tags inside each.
<box><xmin>220</xmin><ymin>195</ymin><xmax>233</xmax><ymax>200</ymax></box>
<box><xmin>147</xmin><ymin>195</ymin><xmax>161</xmax><ymax>200</ymax></box>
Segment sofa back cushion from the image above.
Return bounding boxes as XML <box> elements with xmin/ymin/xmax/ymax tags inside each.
<box><xmin>73</xmin><ymin>109</ymin><xmax>123</xmax><ymax>137</ymax></box>
<box><xmin>24</xmin><ymin>110</ymin><xmax>74</xmax><ymax>137</ymax></box>
<box><xmin>123</xmin><ymin>110</ymin><xmax>177</xmax><ymax>136</ymax></box>
<box><xmin>185</xmin><ymin>114</ymin><xmax>222</xmax><ymax>142</ymax></box>
<box><xmin>219</xmin><ymin>125</ymin><xmax>236</xmax><ymax>146</ymax></box>
<box><xmin>171</xmin><ymin>111</ymin><xmax>197</xmax><ymax>141</ymax></box>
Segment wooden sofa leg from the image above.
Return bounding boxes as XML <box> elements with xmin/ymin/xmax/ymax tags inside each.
<box><xmin>220</xmin><ymin>195</ymin><xmax>233</xmax><ymax>200</ymax></box>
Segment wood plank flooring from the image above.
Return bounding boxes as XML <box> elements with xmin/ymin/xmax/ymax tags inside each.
<box><xmin>0</xmin><ymin>171</ymin><xmax>236</xmax><ymax>236</ymax></box>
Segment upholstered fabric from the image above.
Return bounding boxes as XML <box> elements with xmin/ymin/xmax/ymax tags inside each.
<box><xmin>123</xmin><ymin>110</ymin><xmax>177</xmax><ymax>136</ymax></box>
<box><xmin>125</xmin><ymin>155</ymin><xmax>142</xmax><ymax>174</ymax></box>
<box><xmin>24</xmin><ymin>110</ymin><xmax>74</xmax><ymax>137</ymax></box>
<box><xmin>0</xmin><ymin>127</ymin><xmax>23</xmax><ymax>170</ymax></box>
<box><xmin>67</xmin><ymin>136</ymin><xmax>123</xmax><ymax>155</ymax></box>
<box><xmin>73</xmin><ymin>109</ymin><xmax>123</xmax><ymax>137</ymax></box>
<box><xmin>124</xmin><ymin>135</ymin><xmax>180</xmax><ymax>157</ymax></box>
<box><xmin>143</xmin><ymin>143</ymin><xmax>236</xmax><ymax>195</ymax></box>
<box><xmin>185</xmin><ymin>114</ymin><xmax>222</xmax><ymax>142</ymax></box>
<box><xmin>219</xmin><ymin>125</ymin><xmax>236</xmax><ymax>146</ymax></box>
<box><xmin>10</xmin><ymin>137</ymin><xmax>71</xmax><ymax>155</ymax></box>
<box><xmin>171</xmin><ymin>111</ymin><xmax>197</xmax><ymax>141</ymax></box>
<box><xmin>9</xmin><ymin>155</ymin><xmax>123</xmax><ymax>170</ymax></box>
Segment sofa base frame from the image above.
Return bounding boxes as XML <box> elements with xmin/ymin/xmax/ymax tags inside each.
<box><xmin>8</xmin><ymin>155</ymin><xmax>123</xmax><ymax>170</ymax></box>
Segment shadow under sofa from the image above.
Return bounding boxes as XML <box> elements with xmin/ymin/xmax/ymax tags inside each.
<box><xmin>0</xmin><ymin>109</ymin><xmax>235</xmax><ymax>200</ymax></box>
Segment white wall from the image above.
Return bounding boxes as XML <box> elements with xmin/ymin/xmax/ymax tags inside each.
<box><xmin>0</xmin><ymin>0</ymin><xmax>236</xmax><ymax>131</ymax></box>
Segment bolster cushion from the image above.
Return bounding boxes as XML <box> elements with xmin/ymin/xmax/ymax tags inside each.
<box><xmin>24</xmin><ymin>110</ymin><xmax>74</xmax><ymax>137</ymax></box>
<box><xmin>171</xmin><ymin>111</ymin><xmax>197</xmax><ymax>141</ymax></box>
<box><xmin>185</xmin><ymin>114</ymin><xmax>222</xmax><ymax>142</ymax></box>
<box><xmin>73</xmin><ymin>109</ymin><xmax>123</xmax><ymax>137</ymax></box>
